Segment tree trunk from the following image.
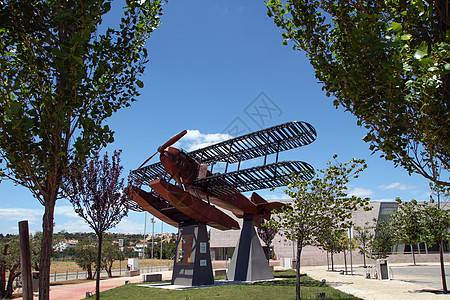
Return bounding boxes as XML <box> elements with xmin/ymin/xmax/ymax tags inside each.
<box><xmin>0</xmin><ymin>266</ymin><xmax>6</xmax><ymax>298</ymax></box>
<box><xmin>343</xmin><ymin>249</ymin><xmax>348</xmax><ymax>274</ymax></box>
<box><xmin>87</xmin><ymin>264</ymin><xmax>93</xmax><ymax>280</ymax></box>
<box><xmin>327</xmin><ymin>251</ymin><xmax>330</xmax><ymax>271</ymax></box>
<box><xmin>95</xmin><ymin>233</ymin><xmax>103</xmax><ymax>300</ymax></box>
<box><xmin>295</xmin><ymin>238</ymin><xmax>302</xmax><ymax>300</ymax></box>
<box><xmin>263</xmin><ymin>245</ymin><xmax>270</xmax><ymax>261</ymax></box>
<box><xmin>39</xmin><ymin>199</ymin><xmax>56</xmax><ymax>300</ymax></box>
<box><xmin>363</xmin><ymin>242</ymin><xmax>367</xmax><ymax>268</ymax></box>
<box><xmin>331</xmin><ymin>252</ymin><xmax>334</xmax><ymax>271</ymax></box>
<box><xmin>0</xmin><ymin>243</ymin><xmax>7</xmax><ymax>298</ymax></box>
<box><xmin>5</xmin><ymin>265</ymin><xmax>20</xmax><ymax>299</ymax></box>
<box><xmin>411</xmin><ymin>245</ymin><xmax>416</xmax><ymax>265</ymax></box>
<box><xmin>107</xmin><ymin>262</ymin><xmax>113</xmax><ymax>277</ymax></box>
<box><xmin>439</xmin><ymin>240</ymin><xmax>448</xmax><ymax>293</ymax></box>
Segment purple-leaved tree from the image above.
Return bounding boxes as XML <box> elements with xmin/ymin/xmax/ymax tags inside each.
<box><xmin>63</xmin><ymin>150</ymin><xmax>130</xmax><ymax>300</ymax></box>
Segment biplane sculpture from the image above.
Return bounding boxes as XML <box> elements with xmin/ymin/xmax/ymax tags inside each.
<box><xmin>129</xmin><ymin>121</ymin><xmax>316</xmax><ymax>285</ymax></box>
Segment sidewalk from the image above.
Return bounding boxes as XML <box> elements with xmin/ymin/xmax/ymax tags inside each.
<box><xmin>302</xmin><ymin>263</ymin><xmax>449</xmax><ymax>300</ymax></box>
<box><xmin>34</xmin><ymin>271</ymin><xmax>174</xmax><ymax>300</ymax></box>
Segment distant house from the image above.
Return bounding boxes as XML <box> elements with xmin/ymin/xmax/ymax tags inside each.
<box><xmin>133</xmin><ymin>240</ymin><xmax>150</xmax><ymax>256</ymax></box>
<box><xmin>53</xmin><ymin>239</ymin><xmax>78</xmax><ymax>252</ymax></box>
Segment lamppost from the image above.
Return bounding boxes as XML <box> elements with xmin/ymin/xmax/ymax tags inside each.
<box><xmin>151</xmin><ymin>217</ymin><xmax>155</xmax><ymax>271</ymax></box>
<box><xmin>160</xmin><ymin>221</ymin><xmax>163</xmax><ymax>270</ymax></box>
<box><xmin>142</xmin><ymin>212</ymin><xmax>147</xmax><ymax>271</ymax></box>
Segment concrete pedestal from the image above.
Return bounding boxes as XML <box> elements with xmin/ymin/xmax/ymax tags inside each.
<box><xmin>171</xmin><ymin>221</ymin><xmax>214</xmax><ymax>286</ymax></box>
<box><xmin>226</xmin><ymin>215</ymin><xmax>274</xmax><ymax>281</ymax></box>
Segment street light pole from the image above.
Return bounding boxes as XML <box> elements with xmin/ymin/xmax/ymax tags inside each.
<box><xmin>160</xmin><ymin>221</ymin><xmax>163</xmax><ymax>270</ymax></box>
<box><xmin>142</xmin><ymin>212</ymin><xmax>147</xmax><ymax>272</ymax></box>
<box><xmin>151</xmin><ymin>217</ymin><xmax>155</xmax><ymax>271</ymax></box>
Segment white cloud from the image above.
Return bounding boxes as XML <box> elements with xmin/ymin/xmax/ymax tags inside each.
<box><xmin>262</xmin><ymin>193</ymin><xmax>292</xmax><ymax>200</ymax></box>
<box><xmin>178</xmin><ymin>130</ymin><xmax>233</xmax><ymax>151</ymax></box>
<box><xmin>112</xmin><ymin>218</ymin><xmax>146</xmax><ymax>234</ymax></box>
<box><xmin>348</xmin><ymin>187</ymin><xmax>374</xmax><ymax>197</ymax></box>
<box><xmin>54</xmin><ymin>206</ymin><xmax>79</xmax><ymax>218</ymax></box>
<box><xmin>55</xmin><ymin>219</ymin><xmax>92</xmax><ymax>233</ymax></box>
<box><xmin>378</xmin><ymin>182</ymin><xmax>417</xmax><ymax>191</ymax></box>
<box><xmin>0</xmin><ymin>208</ymin><xmax>43</xmax><ymax>222</ymax></box>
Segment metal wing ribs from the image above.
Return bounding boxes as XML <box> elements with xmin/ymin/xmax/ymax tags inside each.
<box><xmin>194</xmin><ymin>160</ymin><xmax>313</xmax><ymax>197</ymax></box>
<box><xmin>188</xmin><ymin>121</ymin><xmax>317</xmax><ymax>164</ymax></box>
<box><xmin>129</xmin><ymin>161</ymin><xmax>170</xmax><ymax>186</ymax></box>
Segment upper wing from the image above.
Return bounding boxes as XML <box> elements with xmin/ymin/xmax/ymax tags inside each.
<box><xmin>188</xmin><ymin>121</ymin><xmax>316</xmax><ymax>164</ymax></box>
<box><xmin>129</xmin><ymin>161</ymin><xmax>170</xmax><ymax>186</ymax></box>
<box><xmin>194</xmin><ymin>160</ymin><xmax>313</xmax><ymax>196</ymax></box>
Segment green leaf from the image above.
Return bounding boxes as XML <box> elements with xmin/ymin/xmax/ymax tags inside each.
<box><xmin>414</xmin><ymin>42</ymin><xmax>428</xmax><ymax>59</ymax></box>
<box><xmin>400</xmin><ymin>34</ymin><xmax>412</xmax><ymax>40</ymax></box>
<box><xmin>390</xmin><ymin>22</ymin><xmax>402</xmax><ymax>33</ymax></box>
<box><xmin>136</xmin><ymin>80</ymin><xmax>144</xmax><ymax>88</ymax></box>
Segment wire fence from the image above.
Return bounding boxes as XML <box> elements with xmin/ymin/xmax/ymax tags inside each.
<box><xmin>48</xmin><ymin>264</ymin><xmax>172</xmax><ymax>283</ymax></box>
<box><xmin>12</xmin><ymin>263</ymin><xmax>173</xmax><ymax>288</ymax></box>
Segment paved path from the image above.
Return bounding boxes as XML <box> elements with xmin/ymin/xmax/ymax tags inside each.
<box><xmin>32</xmin><ymin>271</ymin><xmax>174</xmax><ymax>300</ymax></box>
<box><xmin>25</xmin><ymin>263</ymin><xmax>450</xmax><ymax>299</ymax></box>
<box><xmin>302</xmin><ymin>263</ymin><xmax>449</xmax><ymax>300</ymax></box>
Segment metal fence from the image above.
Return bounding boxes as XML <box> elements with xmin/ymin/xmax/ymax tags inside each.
<box><xmin>11</xmin><ymin>264</ymin><xmax>173</xmax><ymax>291</ymax></box>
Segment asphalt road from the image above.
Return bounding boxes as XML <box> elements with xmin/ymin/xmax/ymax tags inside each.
<box><xmin>390</xmin><ymin>263</ymin><xmax>450</xmax><ymax>291</ymax></box>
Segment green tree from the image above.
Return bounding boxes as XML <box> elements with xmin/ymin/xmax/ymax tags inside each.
<box><xmin>392</xmin><ymin>198</ymin><xmax>450</xmax><ymax>293</ymax></box>
<box><xmin>74</xmin><ymin>240</ymin><xmax>97</xmax><ymax>280</ymax></box>
<box><xmin>101</xmin><ymin>239</ymin><xmax>125</xmax><ymax>277</ymax></box>
<box><xmin>429</xmin><ymin>184</ymin><xmax>450</xmax><ymax>293</ymax></box>
<box><xmin>0</xmin><ymin>1</ymin><xmax>163</xmax><ymax>298</ymax></box>
<box><xmin>316</xmin><ymin>227</ymin><xmax>346</xmax><ymax>271</ymax></box>
<box><xmin>268</xmin><ymin>155</ymin><xmax>371</xmax><ymax>300</ymax></box>
<box><xmin>28</xmin><ymin>231</ymin><xmax>67</xmax><ymax>271</ymax></box>
<box><xmin>367</xmin><ymin>218</ymin><xmax>395</xmax><ymax>260</ymax></box>
<box><xmin>266</xmin><ymin>0</ymin><xmax>449</xmax><ymax>187</ymax></box>
<box><xmin>390</xmin><ymin>198</ymin><xmax>425</xmax><ymax>265</ymax></box>
<box><xmin>422</xmin><ymin>201</ymin><xmax>450</xmax><ymax>293</ymax></box>
<box><xmin>258</xmin><ymin>219</ymin><xmax>278</xmax><ymax>260</ymax></box>
<box><xmin>354</xmin><ymin>222</ymin><xmax>374</xmax><ymax>268</ymax></box>
<box><xmin>161</xmin><ymin>240</ymin><xmax>177</xmax><ymax>259</ymax></box>
<box><xmin>63</xmin><ymin>150</ymin><xmax>130</xmax><ymax>299</ymax></box>
<box><xmin>338</xmin><ymin>231</ymin><xmax>359</xmax><ymax>275</ymax></box>
<box><xmin>0</xmin><ymin>240</ymin><xmax>21</xmax><ymax>299</ymax></box>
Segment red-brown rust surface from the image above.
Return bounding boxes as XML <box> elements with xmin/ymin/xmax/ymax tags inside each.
<box><xmin>150</xmin><ymin>179</ymin><xmax>239</xmax><ymax>231</ymax></box>
<box><xmin>131</xmin><ymin>188</ymin><xmax>180</xmax><ymax>228</ymax></box>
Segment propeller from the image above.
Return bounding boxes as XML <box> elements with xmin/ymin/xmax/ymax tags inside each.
<box><xmin>137</xmin><ymin>130</ymin><xmax>187</xmax><ymax>170</ymax></box>
<box><xmin>158</xmin><ymin>130</ymin><xmax>187</xmax><ymax>152</ymax></box>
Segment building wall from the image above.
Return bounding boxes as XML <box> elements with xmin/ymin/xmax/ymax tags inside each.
<box><xmin>210</xmin><ymin>200</ymin><xmax>450</xmax><ymax>265</ymax></box>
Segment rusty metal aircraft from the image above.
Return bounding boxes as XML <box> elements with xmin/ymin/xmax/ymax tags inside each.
<box><xmin>128</xmin><ymin>121</ymin><xmax>317</xmax><ymax>230</ymax></box>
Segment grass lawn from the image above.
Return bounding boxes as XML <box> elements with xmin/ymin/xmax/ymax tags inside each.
<box><xmin>92</xmin><ymin>270</ymin><xmax>361</xmax><ymax>300</ymax></box>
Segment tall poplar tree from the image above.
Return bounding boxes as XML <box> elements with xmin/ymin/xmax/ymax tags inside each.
<box><xmin>0</xmin><ymin>1</ymin><xmax>164</xmax><ymax>298</ymax></box>
<box><xmin>269</xmin><ymin>155</ymin><xmax>371</xmax><ymax>300</ymax></box>
<box><xmin>266</xmin><ymin>0</ymin><xmax>449</xmax><ymax>186</ymax></box>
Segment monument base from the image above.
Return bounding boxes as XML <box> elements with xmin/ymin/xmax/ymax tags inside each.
<box><xmin>226</xmin><ymin>214</ymin><xmax>274</xmax><ymax>281</ymax></box>
<box><xmin>171</xmin><ymin>221</ymin><xmax>214</xmax><ymax>286</ymax></box>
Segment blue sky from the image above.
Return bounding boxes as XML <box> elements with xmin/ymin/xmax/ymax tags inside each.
<box><xmin>0</xmin><ymin>1</ymin><xmax>433</xmax><ymax>236</ymax></box>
